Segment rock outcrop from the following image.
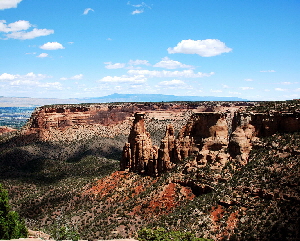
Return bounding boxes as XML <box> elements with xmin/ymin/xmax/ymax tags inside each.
<box><xmin>0</xmin><ymin>126</ymin><xmax>17</xmax><ymax>135</ymax></box>
<box><xmin>121</xmin><ymin>112</ymin><xmax>232</xmax><ymax>175</ymax></box>
<box><xmin>120</xmin><ymin>113</ymin><xmax>159</xmax><ymax>176</ymax></box>
<box><xmin>122</xmin><ymin>110</ymin><xmax>300</xmax><ymax>175</ymax></box>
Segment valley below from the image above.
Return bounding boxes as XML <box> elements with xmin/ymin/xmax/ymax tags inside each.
<box><xmin>0</xmin><ymin>101</ymin><xmax>299</xmax><ymax>240</ymax></box>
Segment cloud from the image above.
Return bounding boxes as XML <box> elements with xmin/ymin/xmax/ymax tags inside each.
<box><xmin>228</xmin><ymin>91</ymin><xmax>241</xmax><ymax>95</ymax></box>
<box><xmin>0</xmin><ymin>0</ymin><xmax>23</xmax><ymax>10</ymax></box>
<box><xmin>158</xmin><ymin>79</ymin><xmax>186</xmax><ymax>86</ymax></box>
<box><xmin>153</xmin><ymin>57</ymin><xmax>193</xmax><ymax>69</ymax></box>
<box><xmin>127</xmin><ymin>69</ymin><xmax>214</xmax><ymax>78</ymax></box>
<box><xmin>71</xmin><ymin>74</ymin><xmax>83</xmax><ymax>80</ymax></box>
<box><xmin>128</xmin><ymin>59</ymin><xmax>151</xmax><ymax>66</ymax></box>
<box><xmin>0</xmin><ymin>73</ymin><xmax>16</xmax><ymax>80</ymax></box>
<box><xmin>5</xmin><ymin>28</ymin><xmax>54</xmax><ymax>40</ymax></box>
<box><xmin>281</xmin><ymin>82</ymin><xmax>291</xmax><ymax>85</ymax></box>
<box><xmin>10</xmin><ymin>79</ymin><xmax>62</xmax><ymax>90</ymax></box>
<box><xmin>40</xmin><ymin>42</ymin><xmax>65</xmax><ymax>50</ymax></box>
<box><xmin>104</xmin><ymin>62</ymin><xmax>126</xmax><ymax>69</ymax></box>
<box><xmin>222</xmin><ymin>84</ymin><xmax>229</xmax><ymax>89</ymax></box>
<box><xmin>83</xmin><ymin>8</ymin><xmax>94</xmax><ymax>15</ymax></box>
<box><xmin>167</xmin><ymin>39</ymin><xmax>232</xmax><ymax>57</ymax></box>
<box><xmin>0</xmin><ymin>20</ymin><xmax>31</xmax><ymax>32</ymax></box>
<box><xmin>132</xmin><ymin>9</ymin><xmax>144</xmax><ymax>14</ymax></box>
<box><xmin>275</xmin><ymin>88</ymin><xmax>286</xmax><ymax>91</ymax></box>
<box><xmin>98</xmin><ymin>75</ymin><xmax>147</xmax><ymax>83</ymax></box>
<box><xmin>210</xmin><ymin>89</ymin><xmax>222</xmax><ymax>93</ymax></box>
<box><xmin>245</xmin><ymin>78</ymin><xmax>254</xmax><ymax>82</ymax></box>
<box><xmin>37</xmin><ymin>53</ymin><xmax>48</xmax><ymax>58</ymax></box>
<box><xmin>59</xmin><ymin>74</ymin><xmax>83</xmax><ymax>80</ymax></box>
<box><xmin>260</xmin><ymin>70</ymin><xmax>276</xmax><ymax>72</ymax></box>
<box><xmin>128</xmin><ymin>1</ymin><xmax>151</xmax><ymax>15</ymax></box>
<box><xmin>1</xmin><ymin>72</ymin><xmax>61</xmax><ymax>90</ymax></box>
<box><xmin>0</xmin><ymin>20</ymin><xmax>54</xmax><ymax>40</ymax></box>
<box><xmin>240</xmin><ymin>87</ymin><xmax>254</xmax><ymax>90</ymax></box>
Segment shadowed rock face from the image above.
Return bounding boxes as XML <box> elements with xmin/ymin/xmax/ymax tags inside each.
<box><xmin>122</xmin><ymin>110</ymin><xmax>300</xmax><ymax>175</ymax></box>
<box><xmin>233</xmin><ymin>112</ymin><xmax>300</xmax><ymax>137</ymax></box>
<box><xmin>120</xmin><ymin>113</ymin><xmax>158</xmax><ymax>176</ymax></box>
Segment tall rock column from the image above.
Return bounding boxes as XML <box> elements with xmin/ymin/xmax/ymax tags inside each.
<box><xmin>120</xmin><ymin>112</ymin><xmax>158</xmax><ymax>176</ymax></box>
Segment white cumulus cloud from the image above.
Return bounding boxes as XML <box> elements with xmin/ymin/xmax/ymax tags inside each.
<box><xmin>71</xmin><ymin>74</ymin><xmax>83</xmax><ymax>80</ymax></box>
<box><xmin>131</xmin><ymin>9</ymin><xmax>144</xmax><ymax>15</ymax></box>
<box><xmin>104</xmin><ymin>62</ymin><xmax>126</xmax><ymax>69</ymax></box>
<box><xmin>158</xmin><ymin>79</ymin><xmax>186</xmax><ymax>86</ymax></box>
<box><xmin>0</xmin><ymin>73</ymin><xmax>16</xmax><ymax>80</ymax></box>
<box><xmin>153</xmin><ymin>57</ymin><xmax>193</xmax><ymax>69</ymax></box>
<box><xmin>40</xmin><ymin>42</ymin><xmax>65</xmax><ymax>50</ymax></box>
<box><xmin>127</xmin><ymin>69</ymin><xmax>214</xmax><ymax>78</ymax></box>
<box><xmin>275</xmin><ymin>88</ymin><xmax>286</xmax><ymax>91</ymax></box>
<box><xmin>83</xmin><ymin>8</ymin><xmax>94</xmax><ymax>15</ymax></box>
<box><xmin>240</xmin><ymin>87</ymin><xmax>254</xmax><ymax>90</ymax></box>
<box><xmin>128</xmin><ymin>59</ymin><xmax>151</xmax><ymax>66</ymax></box>
<box><xmin>1</xmin><ymin>20</ymin><xmax>54</xmax><ymax>40</ymax></box>
<box><xmin>0</xmin><ymin>20</ymin><xmax>31</xmax><ymax>32</ymax></box>
<box><xmin>6</xmin><ymin>28</ymin><xmax>54</xmax><ymax>40</ymax></box>
<box><xmin>1</xmin><ymin>72</ymin><xmax>61</xmax><ymax>91</ymax></box>
<box><xmin>0</xmin><ymin>0</ymin><xmax>23</xmax><ymax>10</ymax></box>
<box><xmin>98</xmin><ymin>75</ymin><xmax>146</xmax><ymax>83</ymax></box>
<box><xmin>37</xmin><ymin>53</ymin><xmax>48</xmax><ymax>58</ymax></box>
<box><xmin>167</xmin><ymin>39</ymin><xmax>232</xmax><ymax>57</ymax></box>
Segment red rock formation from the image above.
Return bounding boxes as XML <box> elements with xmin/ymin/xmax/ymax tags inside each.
<box><xmin>120</xmin><ymin>112</ymin><xmax>159</xmax><ymax>176</ymax></box>
<box><xmin>0</xmin><ymin>126</ymin><xmax>17</xmax><ymax>135</ymax></box>
<box><xmin>232</xmin><ymin>112</ymin><xmax>300</xmax><ymax>137</ymax></box>
<box><xmin>229</xmin><ymin>111</ymin><xmax>300</xmax><ymax>164</ymax></box>
<box><xmin>122</xmin><ymin>112</ymin><xmax>232</xmax><ymax>175</ymax></box>
<box><xmin>158</xmin><ymin>125</ymin><xmax>178</xmax><ymax>173</ymax></box>
<box><xmin>122</xmin><ymin>110</ymin><xmax>300</xmax><ymax>176</ymax></box>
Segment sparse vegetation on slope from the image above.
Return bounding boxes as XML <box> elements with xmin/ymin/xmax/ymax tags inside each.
<box><xmin>0</xmin><ymin>183</ymin><xmax>28</xmax><ymax>239</ymax></box>
<box><xmin>0</xmin><ymin>101</ymin><xmax>299</xmax><ymax>240</ymax></box>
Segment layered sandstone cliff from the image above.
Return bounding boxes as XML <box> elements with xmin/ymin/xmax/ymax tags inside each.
<box><xmin>20</xmin><ymin>102</ymin><xmax>245</xmax><ymax>142</ymax></box>
<box><xmin>121</xmin><ymin>110</ymin><xmax>300</xmax><ymax>175</ymax></box>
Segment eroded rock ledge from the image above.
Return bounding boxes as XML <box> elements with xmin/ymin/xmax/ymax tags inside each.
<box><xmin>121</xmin><ymin>111</ymin><xmax>300</xmax><ymax>176</ymax></box>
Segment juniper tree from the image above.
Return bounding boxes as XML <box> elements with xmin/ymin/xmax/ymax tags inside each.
<box><xmin>0</xmin><ymin>183</ymin><xmax>27</xmax><ymax>239</ymax></box>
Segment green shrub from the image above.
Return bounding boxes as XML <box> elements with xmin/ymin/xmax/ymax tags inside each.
<box><xmin>50</xmin><ymin>224</ymin><xmax>80</xmax><ymax>241</ymax></box>
<box><xmin>0</xmin><ymin>183</ymin><xmax>28</xmax><ymax>239</ymax></box>
<box><xmin>137</xmin><ymin>227</ymin><xmax>212</xmax><ymax>241</ymax></box>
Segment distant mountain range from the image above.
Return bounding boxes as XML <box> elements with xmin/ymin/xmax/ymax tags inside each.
<box><xmin>0</xmin><ymin>93</ymin><xmax>249</xmax><ymax>107</ymax></box>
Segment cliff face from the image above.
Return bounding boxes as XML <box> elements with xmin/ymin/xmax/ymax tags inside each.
<box><xmin>0</xmin><ymin>126</ymin><xmax>17</xmax><ymax>135</ymax></box>
<box><xmin>21</xmin><ymin>102</ymin><xmax>244</xmax><ymax>142</ymax></box>
<box><xmin>23</xmin><ymin>103</ymin><xmax>191</xmax><ymax>142</ymax></box>
<box><xmin>122</xmin><ymin>110</ymin><xmax>300</xmax><ymax>175</ymax></box>
<box><xmin>233</xmin><ymin>112</ymin><xmax>300</xmax><ymax>136</ymax></box>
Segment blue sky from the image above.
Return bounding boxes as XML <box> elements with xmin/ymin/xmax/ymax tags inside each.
<box><xmin>0</xmin><ymin>0</ymin><xmax>299</xmax><ymax>100</ymax></box>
